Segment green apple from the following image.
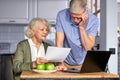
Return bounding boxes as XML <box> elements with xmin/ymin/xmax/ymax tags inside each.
<box><xmin>45</xmin><ymin>63</ymin><xmax>55</xmax><ymax>70</ymax></box>
<box><xmin>37</xmin><ymin>64</ymin><xmax>45</xmax><ymax>70</ymax></box>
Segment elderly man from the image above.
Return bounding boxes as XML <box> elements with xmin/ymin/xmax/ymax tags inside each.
<box><xmin>55</xmin><ymin>0</ymin><xmax>99</xmax><ymax>70</ymax></box>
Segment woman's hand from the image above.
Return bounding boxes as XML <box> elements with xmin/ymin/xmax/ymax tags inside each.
<box><xmin>55</xmin><ymin>62</ymin><xmax>67</xmax><ymax>71</ymax></box>
<box><xmin>32</xmin><ymin>57</ymin><xmax>48</xmax><ymax>69</ymax></box>
<box><xmin>32</xmin><ymin>61</ymin><xmax>37</xmax><ymax>69</ymax></box>
<box><xmin>36</xmin><ymin>57</ymin><xmax>48</xmax><ymax>64</ymax></box>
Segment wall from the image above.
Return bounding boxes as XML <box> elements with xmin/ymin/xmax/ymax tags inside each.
<box><xmin>99</xmin><ymin>0</ymin><xmax>118</xmax><ymax>74</ymax></box>
<box><xmin>117</xmin><ymin>2</ymin><xmax>120</xmax><ymax>75</ymax></box>
<box><xmin>118</xmin><ymin>3</ymin><xmax>120</xmax><ymax>27</ymax></box>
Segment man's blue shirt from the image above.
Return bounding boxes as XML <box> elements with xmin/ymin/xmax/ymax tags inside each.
<box><xmin>55</xmin><ymin>8</ymin><xmax>99</xmax><ymax>65</ymax></box>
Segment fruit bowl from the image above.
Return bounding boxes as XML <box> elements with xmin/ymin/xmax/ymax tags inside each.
<box><xmin>32</xmin><ymin>69</ymin><xmax>57</xmax><ymax>74</ymax></box>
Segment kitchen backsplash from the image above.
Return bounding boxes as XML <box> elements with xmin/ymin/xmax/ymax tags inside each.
<box><xmin>0</xmin><ymin>24</ymin><xmax>25</xmax><ymax>42</ymax></box>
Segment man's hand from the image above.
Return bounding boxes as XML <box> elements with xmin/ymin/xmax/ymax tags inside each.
<box><xmin>55</xmin><ymin>62</ymin><xmax>67</xmax><ymax>71</ymax></box>
<box><xmin>79</xmin><ymin>12</ymin><xmax>88</xmax><ymax>27</ymax></box>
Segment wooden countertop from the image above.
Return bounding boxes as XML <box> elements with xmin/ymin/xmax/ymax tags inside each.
<box><xmin>20</xmin><ymin>70</ymin><xmax>119</xmax><ymax>79</ymax></box>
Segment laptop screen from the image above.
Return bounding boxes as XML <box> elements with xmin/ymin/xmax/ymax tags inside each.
<box><xmin>80</xmin><ymin>51</ymin><xmax>111</xmax><ymax>73</ymax></box>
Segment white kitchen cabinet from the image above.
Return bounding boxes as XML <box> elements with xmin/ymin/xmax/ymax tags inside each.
<box><xmin>0</xmin><ymin>0</ymin><xmax>33</xmax><ymax>24</ymax></box>
<box><xmin>0</xmin><ymin>0</ymin><xmax>69</xmax><ymax>24</ymax></box>
<box><xmin>35</xmin><ymin>0</ymin><xmax>69</xmax><ymax>23</ymax></box>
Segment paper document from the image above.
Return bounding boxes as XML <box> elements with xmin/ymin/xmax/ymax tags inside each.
<box><xmin>45</xmin><ymin>46</ymin><xmax>71</xmax><ymax>62</ymax></box>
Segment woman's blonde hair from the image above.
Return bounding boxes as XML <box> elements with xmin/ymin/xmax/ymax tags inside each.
<box><xmin>25</xmin><ymin>18</ymin><xmax>50</xmax><ymax>38</ymax></box>
<box><xmin>70</xmin><ymin>0</ymin><xmax>87</xmax><ymax>13</ymax></box>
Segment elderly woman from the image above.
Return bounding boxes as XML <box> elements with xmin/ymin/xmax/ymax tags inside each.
<box><xmin>13</xmin><ymin>18</ymin><xmax>51</xmax><ymax>80</ymax></box>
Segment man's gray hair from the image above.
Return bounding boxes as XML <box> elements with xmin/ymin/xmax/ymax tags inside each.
<box><xmin>70</xmin><ymin>0</ymin><xmax>87</xmax><ymax>13</ymax></box>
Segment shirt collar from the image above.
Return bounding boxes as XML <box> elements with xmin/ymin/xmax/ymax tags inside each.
<box><xmin>28</xmin><ymin>39</ymin><xmax>44</xmax><ymax>47</ymax></box>
<box><xmin>67</xmin><ymin>9</ymin><xmax>73</xmax><ymax>25</ymax></box>
<box><xmin>28</xmin><ymin>39</ymin><xmax>35</xmax><ymax>46</ymax></box>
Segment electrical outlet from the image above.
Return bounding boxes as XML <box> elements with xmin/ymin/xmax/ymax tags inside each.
<box><xmin>109</xmin><ymin>48</ymin><xmax>115</xmax><ymax>54</ymax></box>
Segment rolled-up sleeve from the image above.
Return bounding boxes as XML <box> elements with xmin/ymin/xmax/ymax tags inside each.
<box><xmin>87</xmin><ymin>16</ymin><xmax>99</xmax><ymax>36</ymax></box>
<box><xmin>55</xmin><ymin>12</ymin><xmax>64</xmax><ymax>33</ymax></box>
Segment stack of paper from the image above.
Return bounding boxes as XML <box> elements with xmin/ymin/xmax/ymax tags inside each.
<box><xmin>45</xmin><ymin>46</ymin><xmax>71</xmax><ymax>62</ymax></box>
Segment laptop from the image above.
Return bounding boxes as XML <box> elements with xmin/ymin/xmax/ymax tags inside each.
<box><xmin>63</xmin><ymin>51</ymin><xmax>112</xmax><ymax>73</ymax></box>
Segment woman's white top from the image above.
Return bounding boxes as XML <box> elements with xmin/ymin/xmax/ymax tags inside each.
<box><xmin>28</xmin><ymin>39</ymin><xmax>45</xmax><ymax>62</ymax></box>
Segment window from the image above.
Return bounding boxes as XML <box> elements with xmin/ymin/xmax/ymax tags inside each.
<box><xmin>87</xmin><ymin>0</ymin><xmax>100</xmax><ymax>36</ymax></box>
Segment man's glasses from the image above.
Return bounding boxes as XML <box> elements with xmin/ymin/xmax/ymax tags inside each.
<box><xmin>71</xmin><ymin>16</ymin><xmax>82</xmax><ymax>20</ymax></box>
<box><xmin>71</xmin><ymin>10</ymin><xmax>85</xmax><ymax>20</ymax></box>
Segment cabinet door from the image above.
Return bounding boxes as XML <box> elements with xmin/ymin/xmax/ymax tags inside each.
<box><xmin>36</xmin><ymin>0</ymin><xmax>69</xmax><ymax>22</ymax></box>
<box><xmin>0</xmin><ymin>0</ymin><xmax>32</xmax><ymax>24</ymax></box>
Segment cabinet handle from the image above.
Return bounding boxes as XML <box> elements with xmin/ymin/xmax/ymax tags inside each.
<box><xmin>9</xmin><ymin>20</ymin><xmax>16</xmax><ymax>22</ymax></box>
